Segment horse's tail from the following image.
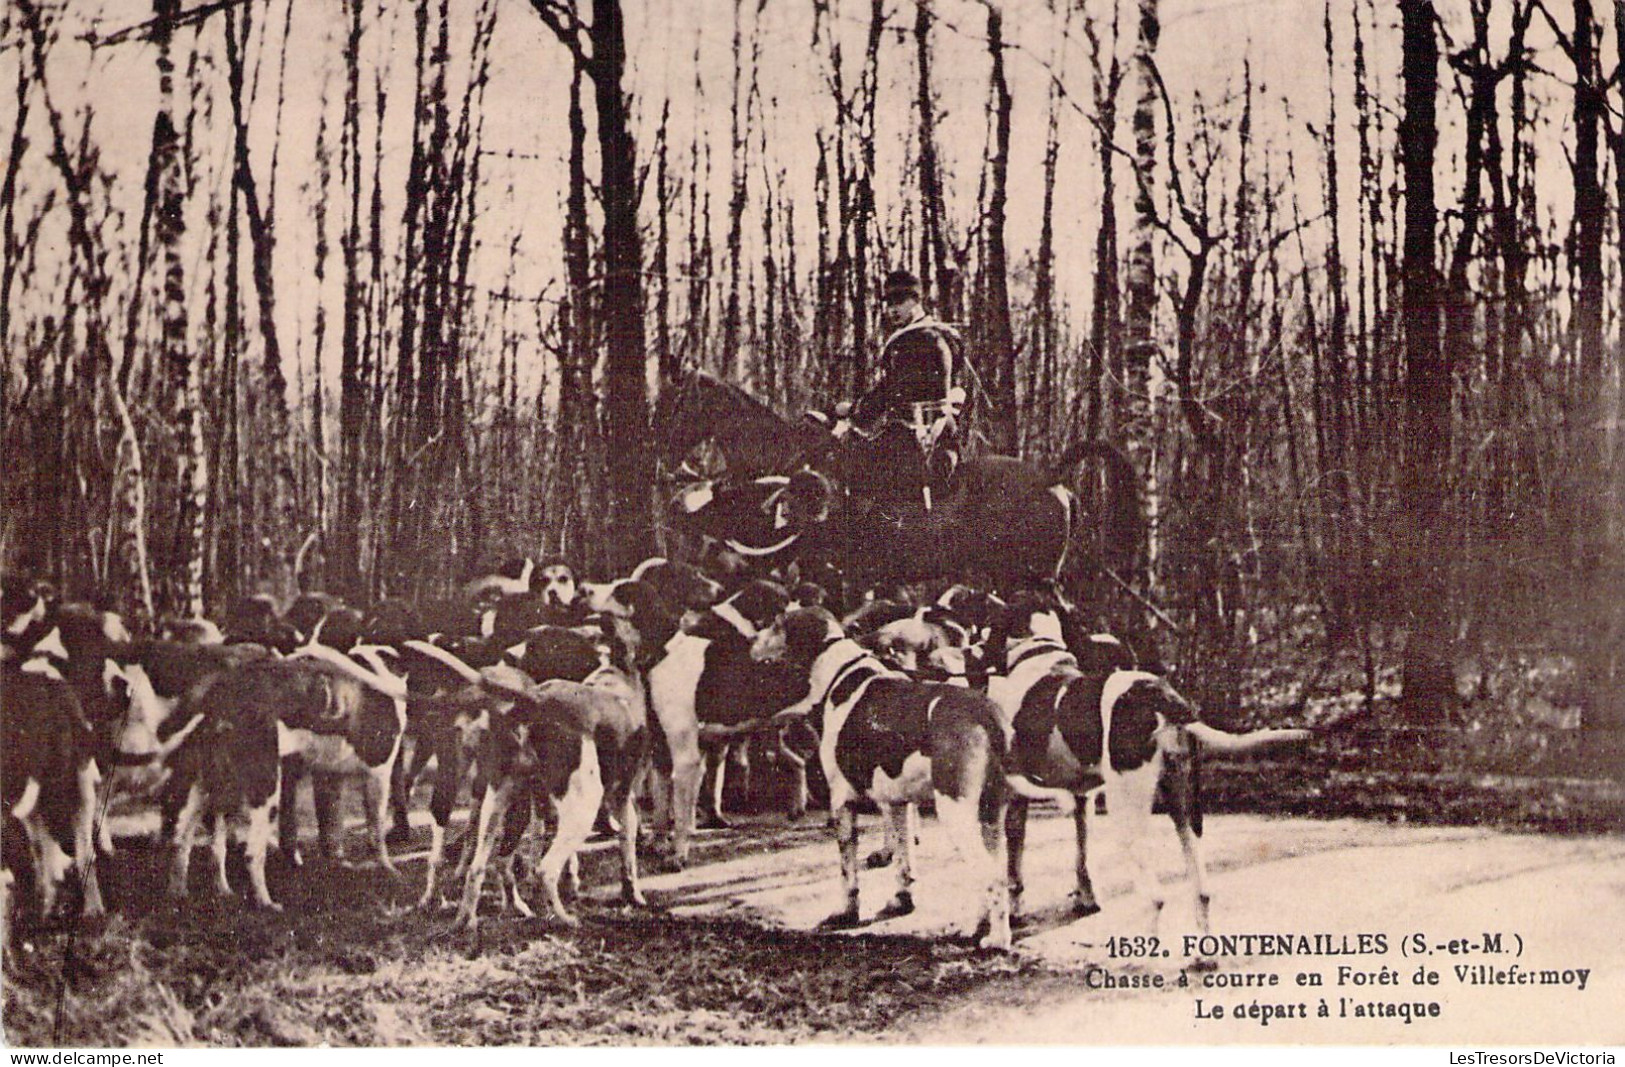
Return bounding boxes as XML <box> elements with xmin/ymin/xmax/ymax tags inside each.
<box><xmin>1047</xmin><ymin>440</ymin><xmax>1143</xmax><ymax>579</ymax></box>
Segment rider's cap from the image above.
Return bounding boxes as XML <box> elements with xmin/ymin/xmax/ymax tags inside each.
<box><xmin>882</xmin><ymin>269</ymin><xmax>922</xmax><ymax>303</ymax></box>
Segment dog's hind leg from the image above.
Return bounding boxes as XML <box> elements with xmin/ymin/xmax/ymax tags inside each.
<box><xmin>14</xmin><ymin>787</ymin><xmax>62</xmax><ymax>919</ymax></box>
<box><xmin>937</xmin><ymin>790</ymin><xmax>1011</xmax><ymax>951</ymax></box>
<box><xmin>312</xmin><ymin>770</ymin><xmax>346</xmax><ymax>863</ymax></box>
<box><xmin>167</xmin><ymin>782</ymin><xmax>205</xmax><ymax>900</ymax></box>
<box><xmin>1110</xmin><ymin>757</ymin><xmax>1166</xmax><ymax>933</ymax></box>
<box><xmin>668</xmin><ymin>743</ymin><xmax>702</xmax><ymax>868</ymax></box>
<box><xmin>1005</xmin><ymin>796</ymin><xmax>1030</xmax><ymax>911</ymax></box>
<box><xmin>617</xmin><ymin>784</ymin><xmax>646</xmax><ymax>906</ymax></box>
<box><xmin>696</xmin><ymin>743</ymin><xmax>731</xmax><ymax>830</ymax></box>
<box><xmin>245</xmin><ymin>799</ymin><xmax>281</xmax><ymax>911</ymax></box>
<box><xmin>210</xmin><ymin>812</ymin><xmax>233</xmax><ymax>898</ymax></box>
<box><xmin>278</xmin><ymin>757</ymin><xmax>307</xmax><ymax>867</ymax></box>
<box><xmin>874</xmin><ymin>802</ymin><xmax>916</xmax><ymax>919</ymax></box>
<box><xmin>453</xmin><ymin>780</ymin><xmax>513</xmax><ymax>932</ymax></box>
<box><xmin>1071</xmin><ymin>793</ymin><xmax>1102</xmax><ymax>916</ymax></box>
<box><xmin>646</xmin><ymin>766</ymin><xmax>673</xmax><ymax>841</ymax></box>
<box><xmin>776</xmin><ymin>728</ymin><xmax>808</xmax><ymax>822</ymax></box>
<box><xmin>1161</xmin><ymin>736</ymin><xmax>1211</xmax><ymax>940</ymax></box>
<box><xmin>74</xmin><ymin>761</ymin><xmax>105</xmax><ymax>916</ymax></box>
<box><xmin>364</xmin><ymin>764</ymin><xmax>401</xmax><ymax>878</ymax></box>
<box><xmin>418</xmin><ymin>734</ymin><xmax>466</xmax><ymax>909</ymax></box>
<box><xmin>536</xmin><ymin>743</ymin><xmax>603</xmax><ymax>927</ymax></box>
<box><xmin>818</xmin><ymin>802</ymin><xmax>862</xmax><ymax>929</ymax></box>
<box><xmin>387</xmin><ymin>733</ymin><xmax>419</xmax><ymax>848</ymax></box>
<box><xmin>493</xmin><ymin>792</ymin><xmax>536</xmax><ymax>916</ymax></box>
<box><xmin>28</xmin><ymin>823</ymin><xmax>71</xmax><ymax>920</ymax></box>
<box><xmin>497</xmin><ymin>854</ymin><xmax>532</xmax><ymax>918</ymax></box>
<box><xmin>866</xmin><ymin>802</ymin><xmax>899</xmax><ymax>871</ymax></box>
<box><xmin>420</xmin><ymin>822</ymin><xmax>447</xmax><ymax>910</ymax></box>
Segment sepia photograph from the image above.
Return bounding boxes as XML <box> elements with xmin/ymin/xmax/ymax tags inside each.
<box><xmin>0</xmin><ymin>0</ymin><xmax>1621</xmax><ymax>1049</ymax></box>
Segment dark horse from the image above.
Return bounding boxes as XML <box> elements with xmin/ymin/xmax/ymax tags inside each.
<box><xmin>655</xmin><ymin>371</ymin><xmax>1141</xmax><ymax>594</ymax></box>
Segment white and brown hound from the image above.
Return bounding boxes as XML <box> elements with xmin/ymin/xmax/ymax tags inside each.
<box><xmin>985</xmin><ymin>593</ymin><xmax>1310</xmax><ymax>937</ymax></box>
<box><xmin>159</xmin><ymin>644</ymin><xmax>407</xmax><ymax>909</ymax></box>
<box><xmin>20</xmin><ymin>606</ymin><xmax>187</xmax><ymax>857</ymax></box>
<box><xmin>451</xmin><ymin>662</ymin><xmax>648</xmax><ymax>931</ymax></box>
<box><xmin>590</xmin><ymin>577</ymin><xmax>792</xmax><ymax>865</ymax></box>
<box><xmin>3</xmin><ymin>659</ymin><xmax>105</xmax><ymax>920</ymax></box>
<box><xmin>754</xmin><ymin>607</ymin><xmax>1060</xmax><ymax>951</ymax></box>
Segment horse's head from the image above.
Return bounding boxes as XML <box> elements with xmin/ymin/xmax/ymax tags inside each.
<box><xmin>655</xmin><ymin>369</ymin><xmax>827</xmax><ymax>481</ymax></box>
<box><xmin>653</xmin><ymin>370</ymin><xmax>715</xmax><ymax>475</ymax></box>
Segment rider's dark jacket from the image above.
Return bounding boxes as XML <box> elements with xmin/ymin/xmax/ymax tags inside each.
<box><xmin>850</xmin><ymin>316</ymin><xmax>961</xmax><ymax>433</ymax></box>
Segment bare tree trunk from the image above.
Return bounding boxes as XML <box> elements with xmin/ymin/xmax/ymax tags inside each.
<box><xmin>1122</xmin><ymin>0</ymin><xmax>1160</xmax><ymax>584</ymax></box>
<box><xmin>17</xmin><ymin>0</ymin><xmax>155</xmax><ymax>622</ymax></box>
<box><xmin>1322</xmin><ymin>0</ymin><xmax>1350</xmax><ymax>484</ymax></box>
<box><xmin>655</xmin><ymin>98</ymin><xmax>676</xmax><ymax>384</ymax></box>
<box><xmin>1</xmin><ymin>40</ymin><xmax>31</xmax><ymax>372</ymax></box>
<box><xmin>851</xmin><ymin>0</ymin><xmax>884</xmax><ymax>388</ymax></box>
<box><xmin>335</xmin><ymin>0</ymin><xmax>367</xmax><ymax>596</ymax></box>
<box><xmin>1397</xmin><ymin>0</ymin><xmax>1454</xmax><ymax>724</ymax></box>
<box><xmin>224</xmin><ymin>5</ymin><xmax>293</xmax><ymax>591</ymax></box>
<box><xmin>588</xmin><ymin>0</ymin><xmax>653</xmax><ymax>569</ymax></box>
<box><xmin>723</xmin><ymin>0</ymin><xmax>748</xmax><ymax>378</ymax></box>
<box><xmin>153</xmin><ymin>0</ymin><xmax>205</xmax><ymax>618</ymax></box>
<box><xmin>553</xmin><ymin>61</ymin><xmax>598</xmax><ymax>564</ymax></box>
<box><xmin>1084</xmin><ymin>5</ymin><xmax>1122</xmax><ymax>444</ymax></box>
<box><xmin>979</xmin><ymin>1</ymin><xmax>1016</xmax><ymax>456</ymax></box>
<box><xmin>311</xmin><ymin>105</ymin><xmax>332</xmax><ymax>579</ymax></box>
<box><xmin>913</xmin><ymin>0</ymin><xmax>949</xmax><ymax>309</ymax></box>
<box><xmin>1566</xmin><ymin>0</ymin><xmax>1605</xmax><ymax>402</ymax></box>
<box><xmin>1030</xmin><ymin>34</ymin><xmax>1060</xmax><ymax>459</ymax></box>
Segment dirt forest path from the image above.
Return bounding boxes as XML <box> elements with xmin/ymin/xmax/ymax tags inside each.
<box><xmin>632</xmin><ymin>810</ymin><xmax>1625</xmax><ymax>1045</ymax></box>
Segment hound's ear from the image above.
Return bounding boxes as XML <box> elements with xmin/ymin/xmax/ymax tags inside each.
<box><xmin>783</xmin><ymin>608</ymin><xmax>834</xmax><ymax>664</ymax></box>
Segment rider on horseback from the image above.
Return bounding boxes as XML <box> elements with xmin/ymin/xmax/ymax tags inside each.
<box><xmin>831</xmin><ymin>269</ymin><xmax>967</xmax><ymax>509</ymax></box>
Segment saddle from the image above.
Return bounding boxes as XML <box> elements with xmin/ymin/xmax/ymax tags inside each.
<box><xmin>843</xmin><ymin>402</ymin><xmax>962</xmax><ymax>516</ymax></box>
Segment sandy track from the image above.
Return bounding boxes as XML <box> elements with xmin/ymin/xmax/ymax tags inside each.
<box><xmin>629</xmin><ymin>809</ymin><xmax>1625</xmax><ymax>1045</ymax></box>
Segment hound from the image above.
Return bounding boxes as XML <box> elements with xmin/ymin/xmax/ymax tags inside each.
<box><xmin>22</xmin><ymin>605</ymin><xmax>178</xmax><ymax>856</ymax></box>
<box><xmin>461</xmin><ymin>557</ymin><xmax>537</xmax><ymax>602</ymax></box>
<box><xmin>3</xmin><ymin>660</ymin><xmax>104</xmax><ymax>919</ymax></box>
<box><xmin>160</xmin><ymin>646</ymin><xmax>407</xmax><ymax>909</ymax></box>
<box><xmin>754</xmin><ymin>607</ymin><xmax>1059</xmax><ymax>951</ymax></box>
<box><xmin>586</xmin><ymin>577</ymin><xmax>792</xmax><ymax>862</ymax></box>
<box><xmin>986</xmin><ymin>593</ymin><xmax>1308</xmax><ymax>937</ymax></box>
<box><xmin>451</xmin><ymin>668</ymin><xmax>650</xmax><ymax>931</ymax></box>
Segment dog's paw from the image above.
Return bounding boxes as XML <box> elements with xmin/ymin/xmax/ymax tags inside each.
<box><xmin>649</xmin><ymin>850</ymin><xmax>688</xmax><ymax>874</ymax></box>
<box><xmin>874</xmin><ymin>892</ymin><xmax>915</xmax><ymax>921</ymax></box>
<box><xmin>1070</xmin><ymin>894</ymin><xmax>1102</xmax><ymax>918</ymax></box>
<box><xmin>977</xmin><ymin>929</ymin><xmax>1013</xmax><ymax>952</ymax></box>
<box><xmin>695</xmin><ymin>811</ymin><xmax>732</xmax><ymax>831</ymax></box>
<box><xmin>818</xmin><ymin>908</ymin><xmax>862</xmax><ymax>930</ymax></box>
<box><xmin>862</xmin><ymin>849</ymin><xmax>893</xmax><ymax>871</ymax></box>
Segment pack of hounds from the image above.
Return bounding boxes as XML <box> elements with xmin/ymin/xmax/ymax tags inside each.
<box><xmin>2</xmin><ymin>557</ymin><xmax>1309</xmax><ymax>954</ymax></box>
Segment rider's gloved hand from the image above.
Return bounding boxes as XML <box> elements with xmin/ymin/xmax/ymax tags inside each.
<box><xmin>831</xmin><ymin>419</ymin><xmax>852</xmax><ymax>441</ymax></box>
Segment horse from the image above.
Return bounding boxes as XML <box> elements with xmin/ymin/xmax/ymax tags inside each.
<box><xmin>654</xmin><ymin>370</ymin><xmax>1142</xmax><ymax>595</ymax></box>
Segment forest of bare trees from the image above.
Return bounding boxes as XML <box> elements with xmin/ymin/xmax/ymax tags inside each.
<box><xmin>2</xmin><ymin>0</ymin><xmax>1622</xmax><ymax>755</ymax></box>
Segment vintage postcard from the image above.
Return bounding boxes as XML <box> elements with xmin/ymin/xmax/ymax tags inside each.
<box><xmin>1</xmin><ymin>0</ymin><xmax>1621</xmax><ymax>1050</ymax></box>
